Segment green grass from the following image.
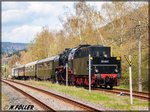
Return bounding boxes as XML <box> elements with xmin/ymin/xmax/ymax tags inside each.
<box><xmin>115</xmin><ymin>84</ymin><xmax>149</xmax><ymax>93</ymax></box>
<box><xmin>115</xmin><ymin>84</ymin><xmax>129</xmax><ymax>89</ymax></box>
<box><xmin>18</xmin><ymin>80</ymin><xmax>148</xmax><ymax>110</ymax></box>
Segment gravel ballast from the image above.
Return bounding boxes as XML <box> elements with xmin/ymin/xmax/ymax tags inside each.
<box><xmin>4</xmin><ymin>81</ymin><xmax>93</xmax><ymax>111</ymax></box>
<box><xmin>1</xmin><ymin>82</ymin><xmax>42</xmax><ymax>111</ymax></box>
<box><xmin>9</xmin><ymin>80</ymin><xmax>111</xmax><ymax>111</ymax></box>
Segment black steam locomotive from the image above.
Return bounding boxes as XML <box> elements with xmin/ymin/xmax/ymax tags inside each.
<box><xmin>12</xmin><ymin>44</ymin><xmax>121</xmax><ymax>88</ymax></box>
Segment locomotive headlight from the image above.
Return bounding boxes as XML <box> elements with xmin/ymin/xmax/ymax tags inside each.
<box><xmin>95</xmin><ymin>68</ymin><xmax>99</xmax><ymax>73</ymax></box>
<box><xmin>115</xmin><ymin>69</ymin><xmax>118</xmax><ymax>73</ymax></box>
<box><xmin>103</xmin><ymin>52</ymin><xmax>108</xmax><ymax>58</ymax></box>
<box><xmin>104</xmin><ymin>54</ymin><xmax>108</xmax><ymax>58</ymax></box>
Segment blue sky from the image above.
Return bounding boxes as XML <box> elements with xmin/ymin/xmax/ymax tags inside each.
<box><xmin>2</xmin><ymin>1</ymin><xmax>105</xmax><ymax>43</ymax></box>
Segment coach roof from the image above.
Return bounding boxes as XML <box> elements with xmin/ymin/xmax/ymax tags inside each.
<box><xmin>14</xmin><ymin>65</ymin><xmax>25</xmax><ymax>69</ymax></box>
<box><xmin>37</xmin><ymin>55</ymin><xmax>58</xmax><ymax>64</ymax></box>
<box><xmin>25</xmin><ymin>60</ymin><xmax>38</xmax><ymax>67</ymax></box>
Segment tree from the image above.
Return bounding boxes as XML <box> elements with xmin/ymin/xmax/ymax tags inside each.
<box><xmin>28</xmin><ymin>26</ymin><xmax>55</xmax><ymax>60</ymax></box>
<box><xmin>101</xmin><ymin>2</ymin><xmax>148</xmax><ymax>91</ymax></box>
<box><xmin>59</xmin><ymin>1</ymin><xmax>104</xmax><ymax>46</ymax></box>
<box><xmin>8</xmin><ymin>54</ymin><xmax>20</xmax><ymax>68</ymax></box>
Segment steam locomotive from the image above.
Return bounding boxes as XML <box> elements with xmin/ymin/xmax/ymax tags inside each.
<box><xmin>12</xmin><ymin>44</ymin><xmax>121</xmax><ymax>88</ymax></box>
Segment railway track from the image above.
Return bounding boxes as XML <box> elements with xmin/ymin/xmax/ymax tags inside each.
<box><xmin>94</xmin><ymin>88</ymin><xmax>150</xmax><ymax>100</ymax></box>
<box><xmin>2</xmin><ymin>80</ymin><xmax>55</xmax><ymax>111</ymax></box>
<box><xmin>2</xmin><ymin>79</ymin><xmax>103</xmax><ymax>111</ymax></box>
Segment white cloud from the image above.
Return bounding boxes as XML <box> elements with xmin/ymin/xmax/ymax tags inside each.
<box><xmin>2</xmin><ymin>24</ymin><xmax>63</xmax><ymax>43</ymax></box>
<box><xmin>2</xmin><ymin>2</ymin><xmax>65</xmax><ymax>43</ymax></box>
<box><xmin>2</xmin><ymin>1</ymin><xmax>105</xmax><ymax>43</ymax></box>
<box><xmin>27</xmin><ymin>2</ymin><xmax>56</xmax><ymax>15</ymax></box>
<box><xmin>2</xmin><ymin>2</ymin><xmax>60</xmax><ymax>24</ymax></box>
<box><xmin>2</xmin><ymin>25</ymin><xmax>42</xmax><ymax>43</ymax></box>
<box><xmin>2</xmin><ymin>9</ymin><xmax>27</xmax><ymax>24</ymax></box>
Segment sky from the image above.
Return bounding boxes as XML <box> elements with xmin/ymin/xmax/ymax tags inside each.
<box><xmin>2</xmin><ymin>1</ymin><xmax>105</xmax><ymax>43</ymax></box>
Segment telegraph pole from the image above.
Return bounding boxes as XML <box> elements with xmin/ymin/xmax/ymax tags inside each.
<box><xmin>136</xmin><ymin>21</ymin><xmax>142</xmax><ymax>92</ymax></box>
<box><xmin>138</xmin><ymin>33</ymin><xmax>142</xmax><ymax>92</ymax></box>
<box><xmin>76</xmin><ymin>2</ymin><xmax>82</xmax><ymax>44</ymax></box>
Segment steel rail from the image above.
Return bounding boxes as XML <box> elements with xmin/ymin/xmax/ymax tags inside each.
<box><xmin>2</xmin><ymin>80</ymin><xmax>56</xmax><ymax>111</ymax></box>
<box><xmin>2</xmin><ymin>79</ymin><xmax>103</xmax><ymax>111</ymax></box>
<box><xmin>113</xmin><ymin>88</ymin><xmax>149</xmax><ymax>96</ymax></box>
<box><xmin>94</xmin><ymin>88</ymin><xmax>150</xmax><ymax>101</ymax></box>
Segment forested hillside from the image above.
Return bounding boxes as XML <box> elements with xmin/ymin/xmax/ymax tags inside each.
<box><xmin>2</xmin><ymin>42</ymin><xmax>28</xmax><ymax>54</ymax></box>
<box><xmin>3</xmin><ymin>2</ymin><xmax>148</xmax><ymax>91</ymax></box>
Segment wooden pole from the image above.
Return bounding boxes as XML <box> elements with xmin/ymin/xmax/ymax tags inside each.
<box><xmin>138</xmin><ymin>21</ymin><xmax>142</xmax><ymax>92</ymax></box>
<box><xmin>66</xmin><ymin>63</ymin><xmax>68</xmax><ymax>86</ymax></box>
<box><xmin>89</xmin><ymin>54</ymin><xmax>91</xmax><ymax>92</ymax></box>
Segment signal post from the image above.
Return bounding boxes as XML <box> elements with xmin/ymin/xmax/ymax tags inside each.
<box><xmin>125</xmin><ymin>55</ymin><xmax>136</xmax><ymax>104</ymax></box>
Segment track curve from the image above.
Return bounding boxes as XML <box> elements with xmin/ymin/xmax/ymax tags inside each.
<box><xmin>2</xmin><ymin>79</ymin><xmax>103</xmax><ymax>111</ymax></box>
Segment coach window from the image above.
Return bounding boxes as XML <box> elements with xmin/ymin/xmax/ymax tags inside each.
<box><xmin>80</xmin><ymin>50</ymin><xmax>82</xmax><ymax>57</ymax></box>
<box><xmin>30</xmin><ymin>66</ymin><xmax>32</xmax><ymax>70</ymax></box>
<box><xmin>46</xmin><ymin>63</ymin><xmax>50</xmax><ymax>69</ymax></box>
<box><xmin>41</xmin><ymin>64</ymin><xmax>44</xmax><ymax>69</ymax></box>
<box><xmin>40</xmin><ymin>64</ymin><xmax>42</xmax><ymax>69</ymax></box>
<box><xmin>38</xmin><ymin>64</ymin><xmax>43</xmax><ymax>69</ymax></box>
<box><xmin>30</xmin><ymin>66</ymin><xmax>33</xmax><ymax>71</ymax></box>
<box><xmin>30</xmin><ymin>66</ymin><xmax>32</xmax><ymax>71</ymax></box>
<box><xmin>47</xmin><ymin>63</ymin><xmax>50</xmax><ymax>68</ymax></box>
<box><xmin>29</xmin><ymin>66</ymin><xmax>31</xmax><ymax>71</ymax></box>
<box><xmin>78</xmin><ymin>49</ymin><xmax>82</xmax><ymax>57</ymax></box>
<box><xmin>74</xmin><ymin>51</ymin><xmax>79</xmax><ymax>58</ymax></box>
<box><xmin>44</xmin><ymin>63</ymin><xmax>47</xmax><ymax>68</ymax></box>
<box><xmin>85</xmin><ymin>49</ymin><xmax>87</xmax><ymax>57</ymax></box>
<box><xmin>84</xmin><ymin>49</ymin><xmax>86</xmax><ymax>57</ymax></box>
<box><xmin>82</xmin><ymin>49</ymin><xmax>85</xmax><ymax>57</ymax></box>
<box><xmin>49</xmin><ymin>61</ymin><xmax>52</xmax><ymax>69</ymax></box>
<box><xmin>85</xmin><ymin>49</ymin><xmax>87</xmax><ymax>56</ymax></box>
<box><xmin>96</xmin><ymin>51</ymin><xmax>99</xmax><ymax>57</ymax></box>
<box><xmin>33</xmin><ymin>66</ymin><xmax>35</xmax><ymax>71</ymax></box>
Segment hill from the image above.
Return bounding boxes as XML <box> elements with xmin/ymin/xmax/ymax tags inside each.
<box><xmin>2</xmin><ymin>42</ymin><xmax>28</xmax><ymax>54</ymax></box>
